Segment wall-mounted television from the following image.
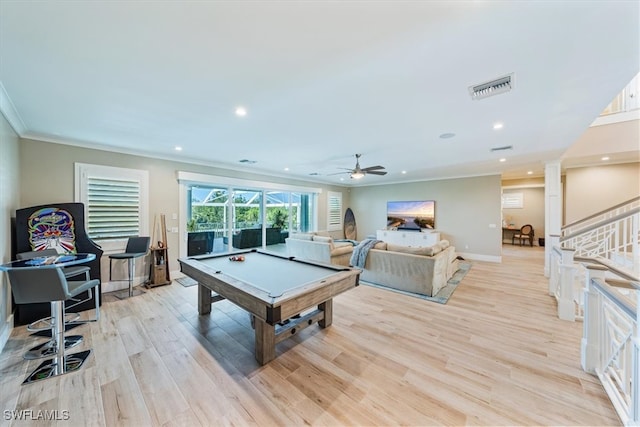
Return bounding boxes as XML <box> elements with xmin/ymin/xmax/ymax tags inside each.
<box><xmin>387</xmin><ymin>200</ymin><xmax>435</xmax><ymax>230</ymax></box>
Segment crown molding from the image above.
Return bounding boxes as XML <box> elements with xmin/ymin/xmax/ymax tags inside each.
<box><xmin>0</xmin><ymin>81</ymin><xmax>27</xmax><ymax>135</ymax></box>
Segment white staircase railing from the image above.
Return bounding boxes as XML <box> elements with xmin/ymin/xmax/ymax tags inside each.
<box><xmin>562</xmin><ymin>206</ymin><xmax>640</xmax><ymax>277</ymax></box>
<box><xmin>563</xmin><ymin>197</ymin><xmax>640</xmax><ymax>237</ymax></box>
<box><xmin>551</xmin><ymin>198</ymin><xmax>640</xmax><ymax>425</ymax></box>
<box><xmin>581</xmin><ymin>265</ymin><xmax>639</xmax><ymax>426</ymax></box>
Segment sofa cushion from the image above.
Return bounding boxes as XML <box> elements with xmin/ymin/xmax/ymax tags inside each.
<box><xmin>438</xmin><ymin>240</ymin><xmax>450</xmax><ymax>250</ymax></box>
<box><xmin>373</xmin><ymin>241</ymin><xmax>388</xmax><ymax>250</ymax></box>
<box><xmin>387</xmin><ymin>243</ymin><xmax>437</xmax><ymax>256</ymax></box>
<box><xmin>332</xmin><ymin>245</ymin><xmax>353</xmax><ymax>256</ymax></box>
<box><xmin>313</xmin><ymin>235</ymin><xmax>333</xmax><ymax>243</ymax></box>
<box><xmin>290</xmin><ymin>233</ymin><xmax>314</xmax><ymax>241</ymax></box>
<box><xmin>334</xmin><ymin>241</ymin><xmax>354</xmax><ymax>249</ymax></box>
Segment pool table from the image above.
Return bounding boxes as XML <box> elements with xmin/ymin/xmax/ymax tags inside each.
<box><xmin>178</xmin><ymin>249</ymin><xmax>360</xmax><ymax>364</ymax></box>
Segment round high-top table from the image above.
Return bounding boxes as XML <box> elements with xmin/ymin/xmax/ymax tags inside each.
<box><xmin>0</xmin><ymin>253</ymin><xmax>96</xmax><ymax>271</ymax></box>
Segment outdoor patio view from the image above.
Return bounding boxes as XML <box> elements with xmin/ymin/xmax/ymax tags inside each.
<box><xmin>186</xmin><ymin>186</ymin><xmax>316</xmax><ymax>255</ymax></box>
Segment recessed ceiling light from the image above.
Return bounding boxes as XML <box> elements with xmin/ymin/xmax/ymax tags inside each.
<box><xmin>174</xmin><ymin>146</ymin><xmax>182</xmax><ymax>151</ymax></box>
<box><xmin>527</xmin><ymin>171</ymin><xmax>533</xmax><ymax>175</ymax></box>
<box><xmin>439</xmin><ymin>132</ymin><xmax>456</xmax><ymax>139</ymax></box>
<box><xmin>339</xmin><ymin>177</ymin><xmax>345</xmax><ymax>181</ymax></box>
<box><xmin>235</xmin><ymin>106</ymin><xmax>247</xmax><ymax>117</ymax></box>
<box><xmin>401</xmin><ymin>170</ymin><xmax>407</xmax><ymax>174</ymax></box>
<box><xmin>493</xmin><ymin>122</ymin><xmax>504</xmax><ymax>130</ymax></box>
<box><xmin>499</xmin><ymin>158</ymin><xmax>506</xmax><ymax>162</ymax></box>
<box><xmin>284</xmin><ymin>167</ymin><xmax>289</xmax><ymax>171</ymax></box>
<box><xmin>601</xmin><ymin>156</ymin><xmax>610</xmax><ymax>161</ymax></box>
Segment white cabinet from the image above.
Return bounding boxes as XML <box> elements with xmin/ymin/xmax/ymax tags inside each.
<box><xmin>376</xmin><ymin>229</ymin><xmax>440</xmax><ymax>247</ymax></box>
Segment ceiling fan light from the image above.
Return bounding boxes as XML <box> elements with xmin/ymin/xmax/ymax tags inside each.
<box><xmin>350</xmin><ymin>171</ymin><xmax>364</xmax><ymax>179</ymax></box>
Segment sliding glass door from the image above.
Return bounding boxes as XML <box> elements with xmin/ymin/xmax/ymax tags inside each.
<box><xmin>187</xmin><ymin>186</ymin><xmax>229</xmax><ymax>255</ymax></box>
<box><xmin>186</xmin><ymin>184</ymin><xmax>317</xmax><ymax>255</ymax></box>
<box><xmin>231</xmin><ymin>189</ymin><xmax>263</xmax><ymax>250</ymax></box>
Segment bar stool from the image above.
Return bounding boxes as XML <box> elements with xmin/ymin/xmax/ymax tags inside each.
<box><xmin>109</xmin><ymin>236</ymin><xmax>150</xmax><ymax>299</ymax></box>
<box><xmin>7</xmin><ymin>266</ymin><xmax>99</xmax><ymax>384</ymax></box>
<box><xmin>16</xmin><ymin>250</ymin><xmax>99</xmax><ymax>360</ymax></box>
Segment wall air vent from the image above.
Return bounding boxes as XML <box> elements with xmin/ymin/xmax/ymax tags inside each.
<box><xmin>238</xmin><ymin>159</ymin><xmax>257</xmax><ymax>164</ymax></box>
<box><xmin>490</xmin><ymin>145</ymin><xmax>513</xmax><ymax>152</ymax></box>
<box><xmin>469</xmin><ymin>73</ymin><xmax>514</xmax><ymax>100</ymax></box>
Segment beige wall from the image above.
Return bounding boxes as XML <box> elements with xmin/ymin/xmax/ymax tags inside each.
<box><xmin>564</xmin><ymin>162</ymin><xmax>640</xmax><ymax>224</ymax></box>
<box><xmin>0</xmin><ymin>113</ymin><xmax>20</xmax><ymax>351</ymax></box>
<box><xmin>501</xmin><ymin>187</ymin><xmax>545</xmax><ymax>244</ymax></box>
<box><xmin>19</xmin><ymin>138</ymin><xmax>350</xmax><ymax>279</ymax></box>
<box><xmin>350</xmin><ymin>174</ymin><xmax>503</xmax><ymax>261</ymax></box>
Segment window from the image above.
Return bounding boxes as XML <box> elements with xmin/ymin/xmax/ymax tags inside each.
<box><xmin>327</xmin><ymin>191</ymin><xmax>343</xmax><ymax>231</ymax></box>
<box><xmin>502</xmin><ymin>192</ymin><xmax>524</xmax><ymax>209</ymax></box>
<box><xmin>75</xmin><ymin>163</ymin><xmax>149</xmax><ymax>241</ymax></box>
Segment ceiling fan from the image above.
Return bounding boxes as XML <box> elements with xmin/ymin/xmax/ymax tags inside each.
<box><xmin>332</xmin><ymin>154</ymin><xmax>387</xmax><ymax>180</ymax></box>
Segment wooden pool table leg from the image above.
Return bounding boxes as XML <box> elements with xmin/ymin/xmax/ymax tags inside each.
<box><xmin>318</xmin><ymin>299</ymin><xmax>333</xmax><ymax>328</ymax></box>
<box><xmin>198</xmin><ymin>284</ymin><xmax>211</xmax><ymax>315</ymax></box>
<box><xmin>254</xmin><ymin>318</ymin><xmax>276</xmax><ymax>365</ymax></box>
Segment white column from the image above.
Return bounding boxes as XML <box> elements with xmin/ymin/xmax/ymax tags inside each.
<box><xmin>545</xmin><ymin>160</ymin><xmax>563</xmax><ymax>277</ymax></box>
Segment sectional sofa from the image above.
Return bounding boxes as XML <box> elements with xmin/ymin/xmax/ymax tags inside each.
<box><xmin>286</xmin><ymin>233</ymin><xmax>459</xmax><ymax>297</ymax></box>
<box><xmin>358</xmin><ymin>240</ymin><xmax>459</xmax><ymax>297</ymax></box>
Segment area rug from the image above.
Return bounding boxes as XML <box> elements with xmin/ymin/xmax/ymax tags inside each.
<box><xmin>361</xmin><ymin>262</ymin><xmax>471</xmax><ymax>304</ymax></box>
<box><xmin>176</xmin><ymin>276</ymin><xmax>198</xmax><ymax>287</ymax></box>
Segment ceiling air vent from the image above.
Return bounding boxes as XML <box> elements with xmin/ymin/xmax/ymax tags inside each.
<box><xmin>469</xmin><ymin>73</ymin><xmax>514</xmax><ymax>100</ymax></box>
<box><xmin>490</xmin><ymin>145</ymin><xmax>513</xmax><ymax>152</ymax></box>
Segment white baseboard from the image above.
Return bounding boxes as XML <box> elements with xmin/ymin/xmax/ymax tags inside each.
<box><xmin>457</xmin><ymin>252</ymin><xmax>502</xmax><ymax>263</ymax></box>
<box><xmin>0</xmin><ymin>313</ymin><xmax>14</xmax><ymax>354</ymax></box>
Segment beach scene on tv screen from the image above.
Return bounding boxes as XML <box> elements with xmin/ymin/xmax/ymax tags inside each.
<box><xmin>387</xmin><ymin>200</ymin><xmax>435</xmax><ymax>230</ymax></box>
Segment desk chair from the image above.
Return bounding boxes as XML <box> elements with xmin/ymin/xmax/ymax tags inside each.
<box><xmin>17</xmin><ymin>250</ymin><xmax>99</xmax><ymax>360</ymax></box>
<box><xmin>109</xmin><ymin>236</ymin><xmax>150</xmax><ymax>299</ymax></box>
<box><xmin>513</xmin><ymin>224</ymin><xmax>534</xmax><ymax>246</ymax></box>
<box><xmin>7</xmin><ymin>266</ymin><xmax>99</xmax><ymax>384</ymax></box>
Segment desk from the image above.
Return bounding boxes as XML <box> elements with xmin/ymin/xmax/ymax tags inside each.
<box><xmin>178</xmin><ymin>249</ymin><xmax>360</xmax><ymax>364</ymax></box>
<box><xmin>502</xmin><ymin>227</ymin><xmax>519</xmax><ymax>244</ymax></box>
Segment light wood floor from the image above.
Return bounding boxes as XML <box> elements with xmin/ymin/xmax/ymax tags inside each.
<box><xmin>0</xmin><ymin>246</ymin><xmax>621</xmax><ymax>426</ymax></box>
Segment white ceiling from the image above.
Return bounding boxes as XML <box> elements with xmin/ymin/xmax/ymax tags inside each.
<box><xmin>1</xmin><ymin>1</ymin><xmax>638</xmax><ymax>186</ymax></box>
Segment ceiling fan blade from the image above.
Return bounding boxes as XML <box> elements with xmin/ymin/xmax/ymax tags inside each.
<box><xmin>326</xmin><ymin>171</ymin><xmax>350</xmax><ymax>176</ymax></box>
<box><xmin>366</xmin><ymin>170</ymin><xmax>387</xmax><ymax>176</ymax></box>
<box><xmin>362</xmin><ymin>165</ymin><xmax>385</xmax><ymax>172</ymax></box>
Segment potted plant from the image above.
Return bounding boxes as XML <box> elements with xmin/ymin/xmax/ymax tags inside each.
<box><xmin>270</xmin><ymin>209</ymin><xmax>287</xmax><ymax>230</ymax></box>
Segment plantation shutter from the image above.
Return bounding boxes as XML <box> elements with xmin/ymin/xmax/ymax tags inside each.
<box><xmin>87</xmin><ymin>177</ymin><xmax>140</xmax><ymax>239</ymax></box>
<box><xmin>75</xmin><ymin>163</ymin><xmax>149</xmax><ymax>242</ymax></box>
<box><xmin>502</xmin><ymin>192</ymin><xmax>524</xmax><ymax>209</ymax></box>
<box><xmin>327</xmin><ymin>191</ymin><xmax>342</xmax><ymax>231</ymax></box>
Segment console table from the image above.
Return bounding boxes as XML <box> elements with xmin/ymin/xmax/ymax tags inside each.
<box><xmin>376</xmin><ymin>229</ymin><xmax>440</xmax><ymax>247</ymax></box>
